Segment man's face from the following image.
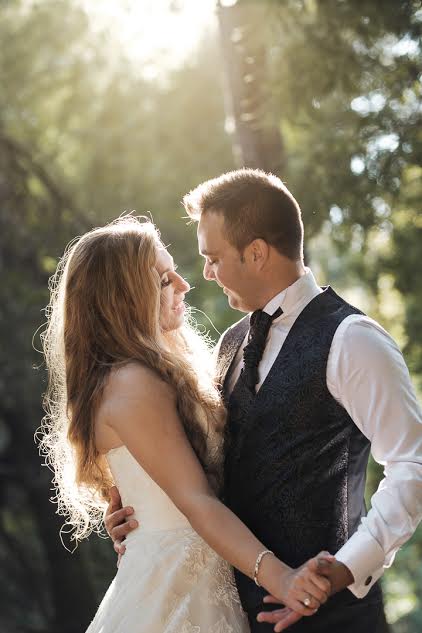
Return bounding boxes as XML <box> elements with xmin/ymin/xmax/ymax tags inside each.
<box><xmin>197</xmin><ymin>211</ymin><xmax>258</xmax><ymax>313</ymax></box>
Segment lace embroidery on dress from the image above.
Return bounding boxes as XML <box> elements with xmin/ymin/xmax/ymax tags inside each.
<box><xmin>161</xmin><ymin>531</ymin><xmax>246</xmax><ymax>632</ymax></box>
<box><xmin>183</xmin><ymin>532</ymin><xmax>242</xmax><ymax>606</ymax></box>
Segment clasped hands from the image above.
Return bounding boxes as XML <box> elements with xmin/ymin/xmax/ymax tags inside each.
<box><xmin>105</xmin><ymin>487</ymin><xmax>354</xmax><ymax>632</ymax></box>
<box><xmin>256</xmin><ymin>553</ymin><xmax>354</xmax><ymax>631</ymax></box>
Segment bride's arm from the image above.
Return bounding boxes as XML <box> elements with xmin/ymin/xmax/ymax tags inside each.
<box><xmin>104</xmin><ymin>363</ymin><xmax>330</xmax><ymax>615</ymax></box>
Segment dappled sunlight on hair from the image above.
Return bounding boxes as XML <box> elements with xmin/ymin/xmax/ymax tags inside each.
<box><xmin>38</xmin><ymin>214</ymin><xmax>225</xmax><ymax>546</ymax></box>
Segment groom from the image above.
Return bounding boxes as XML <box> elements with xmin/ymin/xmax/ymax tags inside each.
<box><xmin>106</xmin><ymin>169</ymin><xmax>422</xmax><ymax>631</ymax></box>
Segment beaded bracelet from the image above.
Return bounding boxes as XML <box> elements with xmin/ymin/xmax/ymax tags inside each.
<box><xmin>253</xmin><ymin>549</ymin><xmax>274</xmax><ymax>586</ymax></box>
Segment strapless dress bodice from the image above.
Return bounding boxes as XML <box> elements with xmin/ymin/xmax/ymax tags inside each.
<box><xmin>86</xmin><ymin>444</ymin><xmax>249</xmax><ymax>632</ymax></box>
<box><xmin>106</xmin><ymin>444</ymin><xmax>191</xmax><ymax>533</ymax></box>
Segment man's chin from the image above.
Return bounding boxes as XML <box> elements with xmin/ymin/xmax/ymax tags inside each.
<box><xmin>227</xmin><ymin>294</ymin><xmax>248</xmax><ymax>313</ymax></box>
<box><xmin>226</xmin><ymin>293</ymin><xmax>236</xmax><ymax>308</ymax></box>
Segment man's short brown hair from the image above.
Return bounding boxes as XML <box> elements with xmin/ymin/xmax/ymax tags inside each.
<box><xmin>183</xmin><ymin>168</ymin><xmax>303</xmax><ymax>261</ymax></box>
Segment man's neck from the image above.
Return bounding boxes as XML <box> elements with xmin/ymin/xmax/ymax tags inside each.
<box><xmin>258</xmin><ymin>261</ymin><xmax>306</xmax><ymax>308</ymax></box>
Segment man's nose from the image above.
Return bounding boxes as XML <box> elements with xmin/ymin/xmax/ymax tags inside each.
<box><xmin>203</xmin><ymin>261</ymin><xmax>215</xmax><ymax>280</ymax></box>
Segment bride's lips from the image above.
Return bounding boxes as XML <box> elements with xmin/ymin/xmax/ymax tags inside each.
<box><xmin>172</xmin><ymin>302</ymin><xmax>185</xmax><ymax>314</ymax></box>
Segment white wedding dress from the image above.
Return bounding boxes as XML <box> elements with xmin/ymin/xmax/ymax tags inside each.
<box><xmin>86</xmin><ymin>445</ymin><xmax>250</xmax><ymax>633</ymax></box>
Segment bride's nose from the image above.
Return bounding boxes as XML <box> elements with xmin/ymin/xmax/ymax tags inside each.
<box><xmin>176</xmin><ymin>273</ymin><xmax>190</xmax><ymax>294</ymax></box>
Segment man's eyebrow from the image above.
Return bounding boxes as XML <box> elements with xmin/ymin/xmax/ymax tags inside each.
<box><xmin>199</xmin><ymin>249</ymin><xmax>217</xmax><ymax>256</ymax></box>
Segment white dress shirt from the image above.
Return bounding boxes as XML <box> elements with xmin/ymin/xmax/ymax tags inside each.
<box><xmin>227</xmin><ymin>268</ymin><xmax>422</xmax><ymax>598</ymax></box>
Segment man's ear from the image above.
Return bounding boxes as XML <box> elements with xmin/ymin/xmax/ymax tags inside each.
<box><xmin>249</xmin><ymin>239</ymin><xmax>269</xmax><ymax>269</ymax></box>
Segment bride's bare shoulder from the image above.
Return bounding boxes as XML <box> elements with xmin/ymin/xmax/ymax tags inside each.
<box><xmin>104</xmin><ymin>361</ymin><xmax>174</xmax><ymax>404</ymax></box>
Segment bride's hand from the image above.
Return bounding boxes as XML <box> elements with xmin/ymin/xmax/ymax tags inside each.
<box><xmin>275</xmin><ymin>553</ymin><xmax>333</xmax><ymax>616</ymax></box>
<box><xmin>104</xmin><ymin>486</ymin><xmax>138</xmax><ymax>560</ymax></box>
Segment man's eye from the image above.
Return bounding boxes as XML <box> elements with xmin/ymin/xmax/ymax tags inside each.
<box><xmin>161</xmin><ymin>279</ymin><xmax>171</xmax><ymax>288</ymax></box>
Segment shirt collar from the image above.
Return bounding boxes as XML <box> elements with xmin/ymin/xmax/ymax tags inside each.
<box><xmin>262</xmin><ymin>268</ymin><xmax>321</xmax><ymax>318</ymax></box>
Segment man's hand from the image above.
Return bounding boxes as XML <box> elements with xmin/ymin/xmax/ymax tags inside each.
<box><xmin>104</xmin><ymin>486</ymin><xmax>138</xmax><ymax>561</ymax></box>
<box><xmin>257</xmin><ymin>605</ymin><xmax>300</xmax><ymax>632</ymax></box>
<box><xmin>316</xmin><ymin>557</ymin><xmax>354</xmax><ymax>595</ymax></box>
<box><xmin>257</xmin><ymin>552</ymin><xmax>336</xmax><ymax>631</ymax></box>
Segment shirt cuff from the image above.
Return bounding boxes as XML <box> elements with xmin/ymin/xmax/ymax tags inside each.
<box><xmin>335</xmin><ymin>528</ymin><xmax>387</xmax><ymax>598</ymax></box>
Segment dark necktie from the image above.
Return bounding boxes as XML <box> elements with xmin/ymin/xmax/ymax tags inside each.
<box><xmin>242</xmin><ymin>307</ymin><xmax>283</xmax><ymax>392</ymax></box>
<box><xmin>224</xmin><ymin>306</ymin><xmax>282</xmax><ymax>502</ymax></box>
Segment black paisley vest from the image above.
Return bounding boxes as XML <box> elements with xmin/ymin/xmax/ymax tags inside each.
<box><xmin>217</xmin><ymin>287</ymin><xmax>371</xmax><ymax>612</ymax></box>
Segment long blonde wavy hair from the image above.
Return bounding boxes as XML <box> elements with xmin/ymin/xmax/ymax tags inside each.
<box><xmin>39</xmin><ymin>215</ymin><xmax>224</xmax><ymax>545</ymax></box>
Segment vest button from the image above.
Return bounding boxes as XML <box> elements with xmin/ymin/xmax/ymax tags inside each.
<box><xmin>365</xmin><ymin>576</ymin><xmax>372</xmax><ymax>586</ymax></box>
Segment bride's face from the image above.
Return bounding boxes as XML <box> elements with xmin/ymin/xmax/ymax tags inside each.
<box><xmin>155</xmin><ymin>246</ymin><xmax>190</xmax><ymax>331</ymax></box>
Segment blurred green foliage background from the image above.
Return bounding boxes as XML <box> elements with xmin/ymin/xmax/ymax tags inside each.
<box><xmin>0</xmin><ymin>1</ymin><xmax>421</xmax><ymax>631</ymax></box>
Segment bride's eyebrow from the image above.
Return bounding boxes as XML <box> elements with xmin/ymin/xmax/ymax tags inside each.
<box><xmin>161</xmin><ymin>259</ymin><xmax>177</xmax><ymax>275</ymax></box>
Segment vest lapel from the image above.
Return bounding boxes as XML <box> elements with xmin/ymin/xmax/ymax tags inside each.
<box><xmin>216</xmin><ymin>316</ymin><xmax>249</xmax><ymax>402</ymax></box>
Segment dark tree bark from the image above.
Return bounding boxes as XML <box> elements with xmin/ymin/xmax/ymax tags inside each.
<box><xmin>217</xmin><ymin>0</ymin><xmax>285</xmax><ymax>175</ymax></box>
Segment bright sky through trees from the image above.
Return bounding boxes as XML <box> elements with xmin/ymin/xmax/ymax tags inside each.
<box><xmin>77</xmin><ymin>0</ymin><xmax>217</xmax><ymax>75</ymax></box>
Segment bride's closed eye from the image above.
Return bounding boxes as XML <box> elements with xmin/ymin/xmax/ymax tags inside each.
<box><xmin>161</xmin><ymin>266</ymin><xmax>179</xmax><ymax>289</ymax></box>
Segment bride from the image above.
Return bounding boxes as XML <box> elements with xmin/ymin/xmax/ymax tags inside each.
<box><xmin>39</xmin><ymin>215</ymin><xmax>331</xmax><ymax>632</ymax></box>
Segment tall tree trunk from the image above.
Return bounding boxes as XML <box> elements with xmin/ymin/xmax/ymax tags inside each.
<box><xmin>217</xmin><ymin>0</ymin><xmax>285</xmax><ymax>175</ymax></box>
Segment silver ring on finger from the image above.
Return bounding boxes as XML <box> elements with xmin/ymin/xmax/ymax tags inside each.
<box><xmin>303</xmin><ymin>596</ymin><xmax>312</xmax><ymax>607</ymax></box>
